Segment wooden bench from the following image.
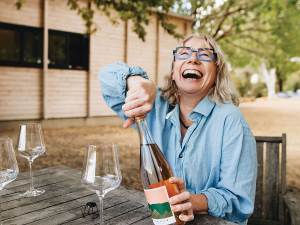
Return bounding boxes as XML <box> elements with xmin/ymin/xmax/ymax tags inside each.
<box><xmin>249</xmin><ymin>134</ymin><xmax>300</xmax><ymax>225</ymax></box>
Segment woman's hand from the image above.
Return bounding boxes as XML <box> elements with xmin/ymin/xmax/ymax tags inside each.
<box><xmin>168</xmin><ymin>177</ymin><xmax>194</xmax><ymax>222</ymax></box>
<box><xmin>122</xmin><ymin>76</ymin><xmax>156</xmax><ymax>128</ymax></box>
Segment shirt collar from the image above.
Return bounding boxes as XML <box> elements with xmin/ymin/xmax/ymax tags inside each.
<box><xmin>191</xmin><ymin>95</ymin><xmax>215</xmax><ymax>118</ymax></box>
<box><xmin>166</xmin><ymin>96</ymin><xmax>215</xmax><ymax>122</ymax></box>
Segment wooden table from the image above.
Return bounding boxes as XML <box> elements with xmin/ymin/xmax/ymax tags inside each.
<box><xmin>2</xmin><ymin>165</ymin><xmax>235</xmax><ymax>225</ymax></box>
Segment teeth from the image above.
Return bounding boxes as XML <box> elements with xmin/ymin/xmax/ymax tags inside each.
<box><xmin>183</xmin><ymin>70</ymin><xmax>201</xmax><ymax>76</ymax></box>
<box><xmin>182</xmin><ymin>70</ymin><xmax>203</xmax><ymax>79</ymax></box>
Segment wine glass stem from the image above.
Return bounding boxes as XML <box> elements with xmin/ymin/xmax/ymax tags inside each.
<box><xmin>98</xmin><ymin>195</ymin><xmax>104</xmax><ymax>225</ymax></box>
<box><xmin>29</xmin><ymin>161</ymin><xmax>34</xmax><ymax>191</ymax></box>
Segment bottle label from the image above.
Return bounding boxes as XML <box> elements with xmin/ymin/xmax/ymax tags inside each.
<box><xmin>144</xmin><ymin>185</ymin><xmax>176</xmax><ymax>224</ymax></box>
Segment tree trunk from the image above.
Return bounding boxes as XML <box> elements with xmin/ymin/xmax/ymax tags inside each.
<box><xmin>261</xmin><ymin>63</ymin><xmax>276</xmax><ymax>98</ymax></box>
<box><xmin>278</xmin><ymin>77</ymin><xmax>283</xmax><ymax>92</ymax></box>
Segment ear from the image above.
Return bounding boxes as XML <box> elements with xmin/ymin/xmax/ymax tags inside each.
<box><xmin>171</xmin><ymin>70</ymin><xmax>175</xmax><ymax>80</ymax></box>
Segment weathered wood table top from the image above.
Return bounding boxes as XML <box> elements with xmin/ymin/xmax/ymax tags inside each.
<box><xmin>2</xmin><ymin>165</ymin><xmax>235</xmax><ymax>225</ymax></box>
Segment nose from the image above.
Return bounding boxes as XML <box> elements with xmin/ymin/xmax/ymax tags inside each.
<box><xmin>188</xmin><ymin>51</ymin><xmax>200</xmax><ymax>64</ymax></box>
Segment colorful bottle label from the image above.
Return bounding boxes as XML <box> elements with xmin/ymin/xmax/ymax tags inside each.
<box><xmin>144</xmin><ymin>185</ymin><xmax>176</xmax><ymax>224</ymax></box>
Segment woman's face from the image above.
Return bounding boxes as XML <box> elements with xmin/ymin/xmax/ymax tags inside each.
<box><xmin>172</xmin><ymin>38</ymin><xmax>217</xmax><ymax>100</ymax></box>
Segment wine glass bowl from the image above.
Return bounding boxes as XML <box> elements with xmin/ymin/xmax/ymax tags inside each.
<box><xmin>15</xmin><ymin>123</ymin><xmax>46</xmax><ymax>197</ymax></box>
<box><xmin>0</xmin><ymin>137</ymin><xmax>19</xmax><ymax>188</ymax></box>
<box><xmin>81</xmin><ymin>141</ymin><xmax>122</xmax><ymax>225</ymax></box>
<box><xmin>0</xmin><ymin>136</ymin><xmax>19</xmax><ymax>224</ymax></box>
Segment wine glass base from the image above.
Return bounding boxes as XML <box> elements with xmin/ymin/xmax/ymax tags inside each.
<box><xmin>19</xmin><ymin>188</ymin><xmax>45</xmax><ymax>197</ymax></box>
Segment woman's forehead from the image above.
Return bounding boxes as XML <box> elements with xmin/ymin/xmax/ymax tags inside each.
<box><xmin>183</xmin><ymin>38</ymin><xmax>211</xmax><ymax>48</ymax></box>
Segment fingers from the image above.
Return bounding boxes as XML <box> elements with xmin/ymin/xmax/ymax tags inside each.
<box><xmin>122</xmin><ymin>98</ymin><xmax>141</xmax><ymax>112</ymax></box>
<box><xmin>122</xmin><ymin>81</ymin><xmax>156</xmax><ymax>117</ymax></box>
<box><xmin>170</xmin><ymin>201</ymin><xmax>192</xmax><ymax>212</ymax></box>
<box><xmin>179</xmin><ymin>208</ymin><xmax>194</xmax><ymax>221</ymax></box>
<box><xmin>169</xmin><ymin>191</ymin><xmax>190</xmax><ymax>205</ymax></box>
<box><xmin>169</xmin><ymin>177</ymin><xmax>187</xmax><ymax>192</ymax></box>
<box><xmin>123</xmin><ymin>118</ymin><xmax>135</xmax><ymax>129</ymax></box>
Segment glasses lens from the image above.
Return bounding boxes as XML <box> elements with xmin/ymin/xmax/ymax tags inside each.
<box><xmin>198</xmin><ymin>49</ymin><xmax>214</xmax><ymax>60</ymax></box>
<box><xmin>176</xmin><ymin>47</ymin><xmax>191</xmax><ymax>59</ymax></box>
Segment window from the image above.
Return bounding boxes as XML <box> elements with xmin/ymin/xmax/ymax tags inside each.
<box><xmin>0</xmin><ymin>22</ymin><xmax>43</xmax><ymax>67</ymax></box>
<box><xmin>0</xmin><ymin>23</ymin><xmax>89</xmax><ymax>70</ymax></box>
<box><xmin>48</xmin><ymin>30</ymin><xmax>89</xmax><ymax>70</ymax></box>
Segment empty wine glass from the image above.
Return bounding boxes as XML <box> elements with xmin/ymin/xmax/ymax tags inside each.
<box><xmin>81</xmin><ymin>141</ymin><xmax>122</xmax><ymax>225</ymax></box>
<box><xmin>0</xmin><ymin>136</ymin><xmax>19</xmax><ymax>223</ymax></box>
<box><xmin>15</xmin><ymin>123</ymin><xmax>46</xmax><ymax>197</ymax></box>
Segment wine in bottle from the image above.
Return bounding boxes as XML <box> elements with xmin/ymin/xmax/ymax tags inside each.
<box><xmin>135</xmin><ymin>116</ymin><xmax>185</xmax><ymax>225</ymax></box>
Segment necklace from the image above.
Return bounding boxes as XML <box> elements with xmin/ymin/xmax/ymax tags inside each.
<box><xmin>179</xmin><ymin>117</ymin><xmax>189</xmax><ymax>129</ymax></box>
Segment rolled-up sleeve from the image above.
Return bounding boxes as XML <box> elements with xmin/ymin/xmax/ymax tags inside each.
<box><xmin>98</xmin><ymin>62</ymin><xmax>148</xmax><ymax>120</ymax></box>
<box><xmin>199</xmin><ymin>123</ymin><xmax>257</xmax><ymax>225</ymax></box>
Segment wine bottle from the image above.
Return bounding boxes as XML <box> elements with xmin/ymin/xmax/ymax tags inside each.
<box><xmin>135</xmin><ymin>115</ymin><xmax>185</xmax><ymax>225</ymax></box>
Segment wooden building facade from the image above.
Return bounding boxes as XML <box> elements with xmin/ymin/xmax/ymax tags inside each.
<box><xmin>0</xmin><ymin>0</ymin><xmax>194</xmax><ymax>122</ymax></box>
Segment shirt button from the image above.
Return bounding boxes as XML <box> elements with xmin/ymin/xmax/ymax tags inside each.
<box><xmin>179</xmin><ymin>154</ymin><xmax>183</xmax><ymax>158</ymax></box>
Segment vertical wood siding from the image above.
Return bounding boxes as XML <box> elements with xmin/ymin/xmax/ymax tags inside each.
<box><xmin>47</xmin><ymin>70</ymin><xmax>88</xmax><ymax>118</ymax></box>
<box><xmin>0</xmin><ymin>67</ymin><xmax>42</xmax><ymax>120</ymax></box>
<box><xmin>127</xmin><ymin>15</ymin><xmax>157</xmax><ymax>82</ymax></box>
<box><xmin>0</xmin><ymin>0</ymin><xmax>43</xmax><ymax>28</ymax></box>
<box><xmin>90</xmin><ymin>10</ymin><xmax>126</xmax><ymax>117</ymax></box>
<box><xmin>0</xmin><ymin>0</ymin><xmax>193</xmax><ymax>120</ymax></box>
<box><xmin>48</xmin><ymin>0</ymin><xmax>87</xmax><ymax>33</ymax></box>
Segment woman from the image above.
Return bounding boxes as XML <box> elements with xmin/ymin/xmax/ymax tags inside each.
<box><xmin>99</xmin><ymin>32</ymin><xmax>257</xmax><ymax>225</ymax></box>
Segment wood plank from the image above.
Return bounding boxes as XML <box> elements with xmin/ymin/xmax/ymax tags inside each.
<box><xmin>105</xmin><ymin>206</ymin><xmax>151</xmax><ymax>225</ymax></box>
<box><xmin>2</xmin><ymin>179</ymin><xmax>84</xmax><ymax>210</ymax></box>
<box><xmin>68</xmin><ymin>200</ymin><xmax>145</xmax><ymax>225</ymax></box>
<box><xmin>110</xmin><ymin>185</ymin><xmax>148</xmax><ymax>206</ymax></box>
<box><xmin>6</xmin><ymin>165</ymin><xmax>74</xmax><ymax>183</ymax></box>
<box><xmin>3</xmin><ymin>193</ymin><xmax>130</xmax><ymax>224</ymax></box>
<box><xmin>281</xmin><ymin>133</ymin><xmax>287</xmax><ymax>224</ymax></box>
<box><xmin>264</xmin><ymin>142</ymin><xmax>280</xmax><ymax>221</ymax></box>
<box><xmin>29</xmin><ymin>195</ymin><xmax>130</xmax><ymax>225</ymax></box>
<box><xmin>255</xmin><ymin>136</ymin><xmax>282</xmax><ymax>143</ymax></box>
<box><xmin>248</xmin><ymin>218</ymin><xmax>282</xmax><ymax>225</ymax></box>
<box><xmin>252</xmin><ymin>141</ymin><xmax>264</xmax><ymax>219</ymax></box>
<box><xmin>2</xmin><ymin>169</ymin><xmax>81</xmax><ymax>196</ymax></box>
<box><xmin>283</xmin><ymin>189</ymin><xmax>300</xmax><ymax>225</ymax></box>
<box><xmin>2</xmin><ymin>189</ymin><xmax>95</xmax><ymax>223</ymax></box>
<box><xmin>187</xmin><ymin>215</ymin><xmax>238</xmax><ymax>225</ymax></box>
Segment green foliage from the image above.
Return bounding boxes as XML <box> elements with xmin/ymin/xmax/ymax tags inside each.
<box><xmin>231</xmin><ymin>68</ymin><xmax>268</xmax><ymax>98</ymax></box>
<box><xmin>15</xmin><ymin>0</ymin><xmax>183</xmax><ymax>42</ymax></box>
<box><xmin>175</xmin><ymin>0</ymin><xmax>300</xmax><ymax>89</ymax></box>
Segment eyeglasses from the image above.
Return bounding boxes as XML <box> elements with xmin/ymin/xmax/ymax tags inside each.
<box><xmin>173</xmin><ymin>47</ymin><xmax>216</xmax><ymax>62</ymax></box>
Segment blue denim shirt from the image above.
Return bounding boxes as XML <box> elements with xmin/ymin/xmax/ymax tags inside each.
<box><xmin>99</xmin><ymin>62</ymin><xmax>257</xmax><ymax>225</ymax></box>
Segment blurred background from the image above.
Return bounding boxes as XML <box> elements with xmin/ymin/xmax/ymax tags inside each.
<box><xmin>0</xmin><ymin>0</ymin><xmax>299</xmax><ymax>193</ymax></box>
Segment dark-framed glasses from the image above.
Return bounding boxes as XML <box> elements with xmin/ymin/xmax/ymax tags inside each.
<box><xmin>173</xmin><ymin>47</ymin><xmax>216</xmax><ymax>62</ymax></box>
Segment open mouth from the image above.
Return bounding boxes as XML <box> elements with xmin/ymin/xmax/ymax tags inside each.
<box><xmin>182</xmin><ymin>70</ymin><xmax>203</xmax><ymax>80</ymax></box>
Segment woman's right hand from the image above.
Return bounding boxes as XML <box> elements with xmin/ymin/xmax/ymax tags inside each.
<box><xmin>122</xmin><ymin>76</ymin><xmax>156</xmax><ymax>128</ymax></box>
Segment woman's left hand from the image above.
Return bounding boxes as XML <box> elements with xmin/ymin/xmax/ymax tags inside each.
<box><xmin>169</xmin><ymin>177</ymin><xmax>194</xmax><ymax>222</ymax></box>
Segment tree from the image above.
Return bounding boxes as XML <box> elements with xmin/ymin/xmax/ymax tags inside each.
<box><xmin>15</xmin><ymin>0</ymin><xmax>183</xmax><ymax>41</ymax></box>
<box><xmin>175</xmin><ymin>0</ymin><xmax>300</xmax><ymax>93</ymax></box>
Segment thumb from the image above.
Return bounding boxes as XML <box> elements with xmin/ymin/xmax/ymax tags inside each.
<box><xmin>123</xmin><ymin>118</ymin><xmax>135</xmax><ymax>129</ymax></box>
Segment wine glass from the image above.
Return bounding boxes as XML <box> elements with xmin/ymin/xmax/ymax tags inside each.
<box><xmin>0</xmin><ymin>136</ymin><xmax>19</xmax><ymax>223</ymax></box>
<box><xmin>15</xmin><ymin>123</ymin><xmax>46</xmax><ymax>197</ymax></box>
<box><xmin>81</xmin><ymin>141</ymin><xmax>122</xmax><ymax>225</ymax></box>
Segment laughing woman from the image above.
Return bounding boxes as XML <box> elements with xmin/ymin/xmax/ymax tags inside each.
<box><xmin>98</xmin><ymin>32</ymin><xmax>257</xmax><ymax>225</ymax></box>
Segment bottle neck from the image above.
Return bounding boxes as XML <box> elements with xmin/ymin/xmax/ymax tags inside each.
<box><xmin>135</xmin><ymin>116</ymin><xmax>155</xmax><ymax>145</ymax></box>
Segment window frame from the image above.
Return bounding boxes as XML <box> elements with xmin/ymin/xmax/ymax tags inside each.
<box><xmin>48</xmin><ymin>29</ymin><xmax>89</xmax><ymax>71</ymax></box>
<box><xmin>0</xmin><ymin>22</ymin><xmax>44</xmax><ymax>68</ymax></box>
<box><xmin>0</xmin><ymin>23</ymin><xmax>89</xmax><ymax>71</ymax></box>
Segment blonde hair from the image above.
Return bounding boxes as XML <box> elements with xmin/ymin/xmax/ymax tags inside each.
<box><xmin>159</xmin><ymin>32</ymin><xmax>240</xmax><ymax>106</ymax></box>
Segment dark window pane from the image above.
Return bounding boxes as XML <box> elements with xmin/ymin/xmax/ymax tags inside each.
<box><xmin>69</xmin><ymin>34</ymin><xmax>87</xmax><ymax>70</ymax></box>
<box><xmin>24</xmin><ymin>31</ymin><xmax>43</xmax><ymax>64</ymax></box>
<box><xmin>49</xmin><ymin>34</ymin><xmax>67</xmax><ymax>67</ymax></box>
<box><xmin>0</xmin><ymin>29</ymin><xmax>20</xmax><ymax>62</ymax></box>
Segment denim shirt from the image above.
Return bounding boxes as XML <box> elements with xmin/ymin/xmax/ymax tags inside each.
<box><xmin>99</xmin><ymin>62</ymin><xmax>257</xmax><ymax>225</ymax></box>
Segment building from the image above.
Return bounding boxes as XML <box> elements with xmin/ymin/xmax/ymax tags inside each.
<box><xmin>0</xmin><ymin>0</ymin><xmax>194</xmax><ymax>128</ymax></box>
